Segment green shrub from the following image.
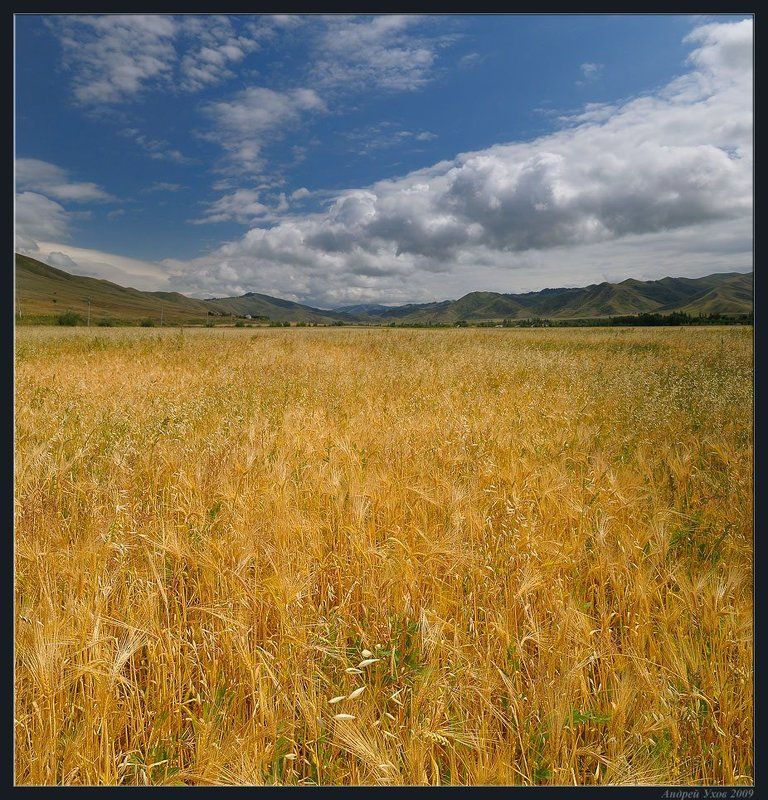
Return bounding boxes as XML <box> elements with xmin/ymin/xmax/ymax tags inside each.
<box><xmin>98</xmin><ymin>318</ymin><xmax>115</xmax><ymax>327</ymax></box>
<box><xmin>57</xmin><ymin>311</ymin><xmax>83</xmax><ymax>326</ymax></box>
<box><xmin>140</xmin><ymin>318</ymin><xmax>155</xmax><ymax>327</ymax></box>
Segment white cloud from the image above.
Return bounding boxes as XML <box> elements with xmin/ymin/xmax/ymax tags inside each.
<box><xmin>163</xmin><ymin>19</ymin><xmax>752</xmax><ymax>306</ymax></box>
<box><xmin>15</xmin><ymin>160</ymin><xmax>118</xmax><ymax>254</ymax></box>
<box><xmin>52</xmin><ymin>15</ymin><xmax>178</xmax><ymax>105</ymax></box>
<box><xmin>191</xmin><ymin>16</ymin><xmax>449</xmax><ymax>184</ymax></box>
<box><xmin>15</xmin><ymin>233</ymin><xmax>39</xmax><ymax>255</ymax></box>
<box><xmin>16</xmin><ymin>159</ymin><xmax>114</xmax><ymax>202</ymax></box>
<box><xmin>345</xmin><ymin>122</ymin><xmax>437</xmax><ymax>155</ymax></box>
<box><xmin>50</xmin><ymin>14</ymin><xmax>280</xmax><ymax>106</ymax></box>
<box><xmin>191</xmin><ymin>189</ymin><xmax>272</xmax><ymax>225</ymax></box>
<box><xmin>458</xmin><ymin>52</ymin><xmax>485</xmax><ymax>70</ymax></box>
<box><xmin>685</xmin><ymin>20</ymin><xmax>753</xmax><ymax>77</ymax></box>
<box><xmin>192</xmin><ymin>186</ymin><xmax>306</xmax><ymax>225</ymax></box>
<box><xmin>577</xmin><ymin>62</ymin><xmax>604</xmax><ymax>85</ymax></box>
<box><xmin>177</xmin><ymin>16</ymin><xmax>269</xmax><ymax>92</ymax></box>
<box><xmin>201</xmin><ymin>86</ymin><xmax>326</xmax><ymax>174</ymax></box>
<box><xmin>312</xmin><ymin>15</ymin><xmax>443</xmax><ymax>92</ymax></box>
<box><xmin>32</xmin><ymin>242</ymin><xmax>173</xmax><ymax>290</ymax></box>
<box><xmin>15</xmin><ymin>192</ymin><xmax>72</xmax><ymax>246</ymax></box>
<box><xmin>120</xmin><ymin>128</ymin><xmax>195</xmax><ymax>164</ymax></box>
<box><xmin>44</xmin><ymin>250</ymin><xmax>78</xmax><ymax>270</ymax></box>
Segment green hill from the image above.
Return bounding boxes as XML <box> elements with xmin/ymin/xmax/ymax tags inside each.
<box><xmin>204</xmin><ymin>292</ymin><xmax>352</xmax><ymax>323</ymax></box>
<box><xmin>376</xmin><ymin>271</ymin><xmax>752</xmax><ymax>323</ymax></box>
<box><xmin>15</xmin><ymin>253</ymin><xmax>357</xmax><ymax>325</ymax></box>
<box><xmin>15</xmin><ymin>252</ymin><xmax>752</xmax><ymax>326</ymax></box>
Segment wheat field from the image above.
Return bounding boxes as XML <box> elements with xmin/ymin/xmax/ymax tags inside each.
<box><xmin>14</xmin><ymin>326</ymin><xmax>753</xmax><ymax>786</ymax></box>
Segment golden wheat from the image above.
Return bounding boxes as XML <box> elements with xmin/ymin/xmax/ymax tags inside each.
<box><xmin>14</xmin><ymin>326</ymin><xmax>753</xmax><ymax>786</ymax></box>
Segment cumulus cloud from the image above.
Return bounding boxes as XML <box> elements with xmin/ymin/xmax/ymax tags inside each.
<box><xmin>16</xmin><ymin>159</ymin><xmax>114</xmax><ymax>202</ymax></box>
<box><xmin>201</xmin><ymin>86</ymin><xmax>326</xmax><ymax>174</ymax></box>
<box><xmin>44</xmin><ymin>250</ymin><xmax>78</xmax><ymax>269</ymax></box>
<box><xmin>164</xmin><ymin>19</ymin><xmax>752</xmax><ymax>306</ymax></box>
<box><xmin>685</xmin><ymin>19</ymin><xmax>753</xmax><ymax>77</ymax></box>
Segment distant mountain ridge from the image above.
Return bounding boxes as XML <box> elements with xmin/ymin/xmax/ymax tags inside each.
<box><xmin>334</xmin><ymin>303</ymin><xmax>397</xmax><ymax>315</ymax></box>
<box><xmin>356</xmin><ymin>272</ymin><xmax>753</xmax><ymax>322</ymax></box>
<box><xmin>15</xmin><ymin>253</ymin><xmax>752</xmax><ymax>325</ymax></box>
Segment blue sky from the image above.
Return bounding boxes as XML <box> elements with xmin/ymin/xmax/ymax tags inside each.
<box><xmin>15</xmin><ymin>14</ymin><xmax>753</xmax><ymax>306</ymax></box>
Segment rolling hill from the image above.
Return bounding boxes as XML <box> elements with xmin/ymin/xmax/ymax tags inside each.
<box><xmin>15</xmin><ymin>252</ymin><xmax>752</xmax><ymax>325</ymax></box>
<box><xmin>14</xmin><ymin>253</ymin><xmax>358</xmax><ymax>324</ymax></box>
<box><xmin>365</xmin><ymin>272</ymin><xmax>753</xmax><ymax>323</ymax></box>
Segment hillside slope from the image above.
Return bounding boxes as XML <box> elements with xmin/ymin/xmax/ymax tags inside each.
<box><xmin>377</xmin><ymin>272</ymin><xmax>752</xmax><ymax>323</ymax></box>
<box><xmin>15</xmin><ymin>254</ymin><xmax>356</xmax><ymax>324</ymax></box>
<box><xmin>16</xmin><ymin>252</ymin><xmax>752</xmax><ymax>324</ymax></box>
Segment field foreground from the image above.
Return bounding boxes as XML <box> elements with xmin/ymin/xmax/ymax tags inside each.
<box><xmin>15</xmin><ymin>327</ymin><xmax>753</xmax><ymax>785</ymax></box>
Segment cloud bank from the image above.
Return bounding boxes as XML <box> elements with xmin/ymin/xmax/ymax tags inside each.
<box><xmin>19</xmin><ymin>19</ymin><xmax>752</xmax><ymax>306</ymax></box>
<box><xmin>162</xmin><ymin>19</ymin><xmax>752</xmax><ymax>305</ymax></box>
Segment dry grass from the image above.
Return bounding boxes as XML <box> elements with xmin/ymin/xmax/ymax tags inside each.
<box><xmin>14</xmin><ymin>326</ymin><xmax>753</xmax><ymax>786</ymax></box>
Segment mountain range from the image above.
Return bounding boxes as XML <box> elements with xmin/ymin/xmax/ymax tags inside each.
<box><xmin>15</xmin><ymin>252</ymin><xmax>752</xmax><ymax>325</ymax></box>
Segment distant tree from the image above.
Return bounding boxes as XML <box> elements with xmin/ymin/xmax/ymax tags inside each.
<box><xmin>610</xmin><ymin>311</ymin><xmax>696</xmax><ymax>327</ymax></box>
<box><xmin>57</xmin><ymin>311</ymin><xmax>83</xmax><ymax>326</ymax></box>
<box><xmin>140</xmin><ymin>318</ymin><xmax>155</xmax><ymax>327</ymax></box>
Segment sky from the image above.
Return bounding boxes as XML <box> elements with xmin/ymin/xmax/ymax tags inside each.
<box><xmin>15</xmin><ymin>13</ymin><xmax>753</xmax><ymax>307</ymax></box>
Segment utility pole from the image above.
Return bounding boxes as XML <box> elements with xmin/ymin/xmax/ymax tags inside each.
<box><xmin>86</xmin><ymin>297</ymin><xmax>91</xmax><ymax>327</ymax></box>
<box><xmin>160</xmin><ymin>307</ymin><xmax>164</xmax><ymax>327</ymax></box>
